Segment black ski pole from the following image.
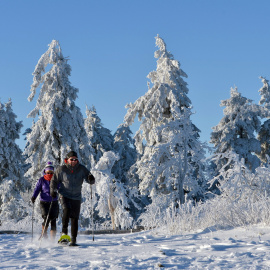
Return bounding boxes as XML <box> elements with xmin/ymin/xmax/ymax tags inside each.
<box><xmin>31</xmin><ymin>202</ymin><xmax>35</xmax><ymax>242</ymax></box>
<box><xmin>39</xmin><ymin>200</ymin><xmax>53</xmax><ymax>247</ymax></box>
<box><xmin>91</xmin><ymin>185</ymin><xmax>94</xmax><ymax>241</ymax></box>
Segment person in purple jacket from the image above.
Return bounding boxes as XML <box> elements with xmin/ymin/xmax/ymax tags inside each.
<box><xmin>31</xmin><ymin>162</ymin><xmax>59</xmax><ymax>240</ymax></box>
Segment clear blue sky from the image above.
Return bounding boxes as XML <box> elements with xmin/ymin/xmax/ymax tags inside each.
<box><xmin>1</xmin><ymin>0</ymin><xmax>270</xmax><ymax>150</ymax></box>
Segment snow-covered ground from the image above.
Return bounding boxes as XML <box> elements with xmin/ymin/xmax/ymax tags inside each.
<box><xmin>1</xmin><ymin>226</ymin><xmax>270</xmax><ymax>269</ymax></box>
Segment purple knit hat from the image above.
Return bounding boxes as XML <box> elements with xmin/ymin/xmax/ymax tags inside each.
<box><xmin>43</xmin><ymin>161</ymin><xmax>54</xmax><ymax>175</ymax></box>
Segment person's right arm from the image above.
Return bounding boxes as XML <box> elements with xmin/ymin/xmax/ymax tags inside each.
<box><xmin>31</xmin><ymin>178</ymin><xmax>42</xmax><ymax>203</ymax></box>
<box><xmin>50</xmin><ymin>168</ymin><xmax>60</xmax><ymax>198</ymax></box>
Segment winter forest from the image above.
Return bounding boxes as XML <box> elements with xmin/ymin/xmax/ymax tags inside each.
<box><xmin>2</xmin><ymin>35</ymin><xmax>270</xmax><ymax>235</ymax></box>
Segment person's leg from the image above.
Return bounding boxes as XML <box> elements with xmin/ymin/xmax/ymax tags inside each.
<box><xmin>41</xmin><ymin>219</ymin><xmax>48</xmax><ymax>238</ymax></box>
<box><xmin>40</xmin><ymin>201</ymin><xmax>49</xmax><ymax>238</ymax></box>
<box><xmin>49</xmin><ymin>201</ymin><xmax>59</xmax><ymax>240</ymax></box>
<box><xmin>60</xmin><ymin>197</ymin><xmax>71</xmax><ymax>235</ymax></box>
<box><xmin>50</xmin><ymin>218</ymin><xmax>57</xmax><ymax>240</ymax></box>
<box><xmin>70</xmin><ymin>199</ymin><xmax>81</xmax><ymax>244</ymax></box>
<box><xmin>70</xmin><ymin>218</ymin><xmax>79</xmax><ymax>243</ymax></box>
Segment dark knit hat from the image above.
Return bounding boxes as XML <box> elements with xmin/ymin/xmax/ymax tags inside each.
<box><xmin>66</xmin><ymin>151</ymin><xmax>78</xmax><ymax>159</ymax></box>
<box><xmin>43</xmin><ymin>161</ymin><xmax>54</xmax><ymax>175</ymax></box>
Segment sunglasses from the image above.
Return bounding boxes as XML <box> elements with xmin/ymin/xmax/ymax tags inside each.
<box><xmin>69</xmin><ymin>158</ymin><xmax>78</xmax><ymax>161</ymax></box>
<box><xmin>46</xmin><ymin>171</ymin><xmax>54</xmax><ymax>175</ymax></box>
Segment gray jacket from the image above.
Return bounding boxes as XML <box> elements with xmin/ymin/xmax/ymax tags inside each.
<box><xmin>51</xmin><ymin>163</ymin><xmax>91</xmax><ymax>200</ymax></box>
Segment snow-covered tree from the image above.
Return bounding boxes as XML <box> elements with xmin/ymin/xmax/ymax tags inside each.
<box><xmin>91</xmin><ymin>151</ymin><xmax>133</xmax><ymax>229</ymax></box>
<box><xmin>24</xmin><ymin>40</ymin><xmax>93</xmax><ymax>185</ymax></box>
<box><xmin>210</xmin><ymin>151</ymin><xmax>270</xmax><ymax>202</ymax></box>
<box><xmin>259</xmin><ymin>76</ymin><xmax>270</xmax><ymax>109</ymax></box>
<box><xmin>0</xmin><ymin>180</ymin><xmax>28</xmax><ymax>224</ymax></box>
<box><xmin>210</xmin><ymin>87</ymin><xmax>267</xmax><ymax>172</ymax></box>
<box><xmin>85</xmin><ymin>105</ymin><xmax>113</xmax><ymax>163</ymax></box>
<box><xmin>0</xmin><ymin>99</ymin><xmax>27</xmax><ymax>223</ymax></box>
<box><xmin>124</xmin><ymin>35</ymin><xmax>207</xmax><ymax>208</ymax></box>
<box><xmin>258</xmin><ymin>77</ymin><xmax>270</xmax><ymax>164</ymax></box>
<box><xmin>0</xmin><ymin>100</ymin><xmax>27</xmax><ymax>190</ymax></box>
<box><xmin>112</xmin><ymin>123</ymin><xmax>137</xmax><ymax>185</ymax></box>
<box><xmin>112</xmin><ymin>124</ymin><xmax>141</xmax><ymax>219</ymax></box>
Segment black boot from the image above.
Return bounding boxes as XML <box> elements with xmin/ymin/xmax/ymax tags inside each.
<box><xmin>69</xmin><ymin>237</ymin><xmax>78</xmax><ymax>246</ymax></box>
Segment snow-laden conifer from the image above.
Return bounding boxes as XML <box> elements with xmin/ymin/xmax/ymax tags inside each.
<box><xmin>112</xmin><ymin>124</ymin><xmax>137</xmax><ymax>185</ymax></box>
<box><xmin>24</xmin><ymin>40</ymin><xmax>93</xmax><ymax>185</ymax></box>
<box><xmin>0</xmin><ymin>180</ymin><xmax>28</xmax><ymax>224</ymax></box>
<box><xmin>259</xmin><ymin>76</ymin><xmax>270</xmax><ymax>109</ymax></box>
<box><xmin>258</xmin><ymin>76</ymin><xmax>270</xmax><ymax>164</ymax></box>
<box><xmin>91</xmin><ymin>151</ymin><xmax>133</xmax><ymax>229</ymax></box>
<box><xmin>0</xmin><ymin>99</ymin><xmax>27</xmax><ymax>223</ymax></box>
<box><xmin>124</xmin><ymin>35</ymin><xmax>207</xmax><ymax>207</ymax></box>
<box><xmin>210</xmin><ymin>87</ymin><xmax>267</xmax><ymax>172</ymax></box>
<box><xmin>85</xmin><ymin>105</ymin><xmax>113</xmax><ymax>163</ymax></box>
<box><xmin>112</xmin><ymin>124</ymin><xmax>141</xmax><ymax>219</ymax></box>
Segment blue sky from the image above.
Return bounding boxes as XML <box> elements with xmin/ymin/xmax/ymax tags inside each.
<box><xmin>1</xmin><ymin>0</ymin><xmax>270</xmax><ymax>150</ymax></box>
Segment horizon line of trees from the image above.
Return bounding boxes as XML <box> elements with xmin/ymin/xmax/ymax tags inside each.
<box><xmin>1</xmin><ymin>36</ymin><xmax>270</xmax><ymax>229</ymax></box>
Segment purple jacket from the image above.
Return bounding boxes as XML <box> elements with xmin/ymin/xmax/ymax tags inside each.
<box><xmin>32</xmin><ymin>177</ymin><xmax>58</xmax><ymax>202</ymax></box>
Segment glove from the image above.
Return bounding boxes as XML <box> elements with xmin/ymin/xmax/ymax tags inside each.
<box><xmin>88</xmin><ymin>174</ymin><xmax>95</xmax><ymax>185</ymax></box>
<box><xmin>31</xmin><ymin>197</ymin><xmax>36</xmax><ymax>204</ymax></box>
<box><xmin>50</xmin><ymin>191</ymin><xmax>57</xmax><ymax>198</ymax></box>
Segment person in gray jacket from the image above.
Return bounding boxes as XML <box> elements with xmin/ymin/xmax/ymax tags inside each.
<box><xmin>50</xmin><ymin>151</ymin><xmax>95</xmax><ymax>246</ymax></box>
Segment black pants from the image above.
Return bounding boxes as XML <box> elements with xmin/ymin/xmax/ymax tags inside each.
<box><xmin>60</xmin><ymin>196</ymin><xmax>81</xmax><ymax>239</ymax></box>
<box><xmin>40</xmin><ymin>201</ymin><xmax>59</xmax><ymax>230</ymax></box>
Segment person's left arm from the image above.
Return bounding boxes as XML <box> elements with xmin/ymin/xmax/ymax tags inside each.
<box><xmin>83</xmin><ymin>165</ymin><xmax>95</xmax><ymax>185</ymax></box>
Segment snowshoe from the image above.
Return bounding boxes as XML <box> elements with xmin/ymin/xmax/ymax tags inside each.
<box><xmin>58</xmin><ymin>234</ymin><xmax>71</xmax><ymax>245</ymax></box>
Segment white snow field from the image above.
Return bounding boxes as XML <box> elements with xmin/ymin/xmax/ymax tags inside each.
<box><xmin>1</xmin><ymin>225</ymin><xmax>270</xmax><ymax>269</ymax></box>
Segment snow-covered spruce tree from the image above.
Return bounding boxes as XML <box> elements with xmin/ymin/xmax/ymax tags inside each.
<box><xmin>91</xmin><ymin>151</ymin><xmax>133</xmax><ymax>229</ymax></box>
<box><xmin>124</xmin><ymin>35</ymin><xmax>207</xmax><ymax>208</ymax></box>
<box><xmin>111</xmin><ymin>124</ymin><xmax>142</xmax><ymax>219</ymax></box>
<box><xmin>112</xmin><ymin>123</ymin><xmax>137</xmax><ymax>185</ymax></box>
<box><xmin>0</xmin><ymin>99</ymin><xmax>27</xmax><ymax>224</ymax></box>
<box><xmin>85</xmin><ymin>105</ymin><xmax>113</xmax><ymax>164</ymax></box>
<box><xmin>24</xmin><ymin>40</ymin><xmax>93</xmax><ymax>186</ymax></box>
<box><xmin>210</xmin><ymin>87</ymin><xmax>268</xmax><ymax>172</ymax></box>
<box><xmin>258</xmin><ymin>77</ymin><xmax>270</xmax><ymax>108</ymax></box>
<box><xmin>258</xmin><ymin>77</ymin><xmax>270</xmax><ymax>164</ymax></box>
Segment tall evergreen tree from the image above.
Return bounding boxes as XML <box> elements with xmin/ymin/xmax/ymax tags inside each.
<box><xmin>24</xmin><ymin>40</ymin><xmax>93</xmax><ymax>185</ymax></box>
<box><xmin>210</xmin><ymin>87</ymin><xmax>267</xmax><ymax>172</ymax></box>
<box><xmin>0</xmin><ymin>99</ymin><xmax>27</xmax><ymax>223</ymax></box>
<box><xmin>84</xmin><ymin>105</ymin><xmax>113</xmax><ymax>163</ymax></box>
<box><xmin>258</xmin><ymin>77</ymin><xmax>270</xmax><ymax>164</ymax></box>
<box><xmin>259</xmin><ymin>76</ymin><xmax>270</xmax><ymax>109</ymax></box>
<box><xmin>124</xmin><ymin>35</ymin><xmax>207</xmax><ymax>208</ymax></box>
<box><xmin>112</xmin><ymin>124</ymin><xmax>140</xmax><ymax>219</ymax></box>
<box><xmin>112</xmin><ymin>123</ymin><xmax>137</xmax><ymax>185</ymax></box>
